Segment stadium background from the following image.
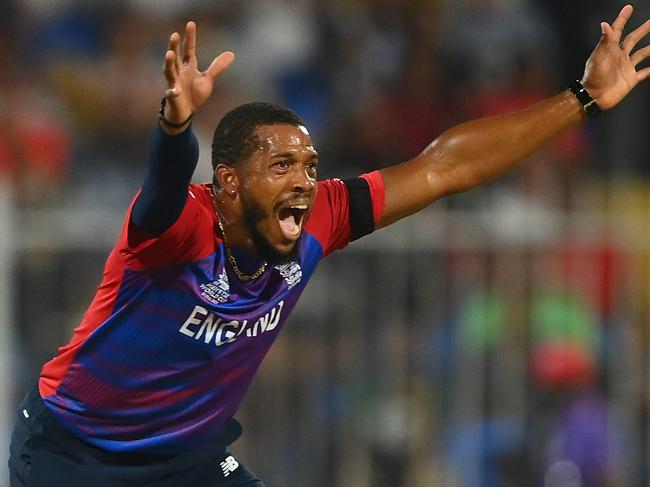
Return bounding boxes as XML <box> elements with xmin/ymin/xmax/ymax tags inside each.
<box><xmin>1</xmin><ymin>0</ymin><xmax>649</xmax><ymax>485</ymax></box>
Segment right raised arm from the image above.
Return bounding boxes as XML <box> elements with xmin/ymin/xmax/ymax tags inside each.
<box><xmin>375</xmin><ymin>5</ymin><xmax>649</xmax><ymax>229</ymax></box>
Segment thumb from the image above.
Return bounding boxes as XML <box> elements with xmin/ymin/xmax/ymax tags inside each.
<box><xmin>588</xmin><ymin>22</ymin><xmax>614</xmax><ymax>61</ymax></box>
<box><xmin>204</xmin><ymin>51</ymin><xmax>235</xmax><ymax>83</ymax></box>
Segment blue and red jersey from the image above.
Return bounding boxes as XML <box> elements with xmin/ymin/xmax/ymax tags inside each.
<box><xmin>39</xmin><ymin>173</ymin><xmax>384</xmax><ymax>454</ymax></box>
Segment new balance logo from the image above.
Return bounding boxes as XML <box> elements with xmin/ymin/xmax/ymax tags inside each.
<box><xmin>220</xmin><ymin>455</ymin><xmax>240</xmax><ymax>477</ymax></box>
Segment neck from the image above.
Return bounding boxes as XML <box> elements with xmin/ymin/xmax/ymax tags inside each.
<box><xmin>211</xmin><ymin>186</ymin><xmax>261</xmax><ymax>260</ymax></box>
<box><xmin>211</xmin><ymin>189</ymin><xmax>268</xmax><ymax>281</ymax></box>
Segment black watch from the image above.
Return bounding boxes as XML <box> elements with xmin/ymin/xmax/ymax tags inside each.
<box><xmin>569</xmin><ymin>80</ymin><xmax>601</xmax><ymax>118</ymax></box>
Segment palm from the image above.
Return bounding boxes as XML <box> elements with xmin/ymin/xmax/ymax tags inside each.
<box><xmin>189</xmin><ymin>71</ymin><xmax>216</xmax><ymax>110</ymax></box>
<box><xmin>174</xmin><ymin>60</ymin><xmax>212</xmax><ymax>112</ymax></box>
<box><xmin>581</xmin><ymin>5</ymin><xmax>650</xmax><ymax>110</ymax></box>
<box><xmin>162</xmin><ymin>22</ymin><xmax>234</xmax><ymax>125</ymax></box>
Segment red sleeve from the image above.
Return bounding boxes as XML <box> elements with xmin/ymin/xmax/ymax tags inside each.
<box><xmin>361</xmin><ymin>170</ymin><xmax>385</xmax><ymax>225</ymax></box>
<box><xmin>305</xmin><ymin>171</ymin><xmax>385</xmax><ymax>257</ymax></box>
<box><xmin>118</xmin><ymin>185</ymin><xmax>216</xmax><ymax>270</ymax></box>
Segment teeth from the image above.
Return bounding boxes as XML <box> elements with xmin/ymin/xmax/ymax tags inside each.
<box><xmin>291</xmin><ymin>205</ymin><xmax>308</xmax><ymax>210</ymax></box>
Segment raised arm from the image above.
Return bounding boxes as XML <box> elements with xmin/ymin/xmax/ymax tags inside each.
<box><xmin>131</xmin><ymin>22</ymin><xmax>234</xmax><ymax>236</ymax></box>
<box><xmin>376</xmin><ymin>5</ymin><xmax>650</xmax><ymax>229</ymax></box>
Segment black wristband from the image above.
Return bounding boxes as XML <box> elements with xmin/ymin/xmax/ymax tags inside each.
<box><xmin>569</xmin><ymin>80</ymin><xmax>601</xmax><ymax>118</ymax></box>
<box><xmin>158</xmin><ymin>97</ymin><xmax>193</xmax><ymax>128</ymax></box>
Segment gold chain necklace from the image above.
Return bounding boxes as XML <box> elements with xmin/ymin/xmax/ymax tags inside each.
<box><xmin>211</xmin><ymin>188</ymin><xmax>268</xmax><ymax>282</ymax></box>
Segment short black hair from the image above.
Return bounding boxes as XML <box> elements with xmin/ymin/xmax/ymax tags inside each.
<box><xmin>211</xmin><ymin>102</ymin><xmax>305</xmax><ymax>174</ymax></box>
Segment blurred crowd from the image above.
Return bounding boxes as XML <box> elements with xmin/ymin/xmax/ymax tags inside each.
<box><xmin>3</xmin><ymin>0</ymin><xmax>646</xmax><ymax>209</ymax></box>
<box><xmin>4</xmin><ymin>0</ymin><xmax>650</xmax><ymax>486</ymax></box>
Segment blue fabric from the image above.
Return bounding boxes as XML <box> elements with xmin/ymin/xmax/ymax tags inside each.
<box><xmin>10</xmin><ymin>387</ymin><xmax>265</xmax><ymax>486</ymax></box>
<box><xmin>43</xmin><ymin>231</ymin><xmax>325</xmax><ymax>454</ymax></box>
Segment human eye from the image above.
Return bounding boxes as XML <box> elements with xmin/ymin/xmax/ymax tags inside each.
<box><xmin>272</xmin><ymin>159</ymin><xmax>290</xmax><ymax>171</ymax></box>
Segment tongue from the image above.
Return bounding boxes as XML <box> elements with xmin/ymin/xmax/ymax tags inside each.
<box><xmin>279</xmin><ymin>212</ymin><xmax>300</xmax><ymax>239</ymax></box>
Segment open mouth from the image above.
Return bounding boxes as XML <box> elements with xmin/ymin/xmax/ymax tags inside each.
<box><xmin>278</xmin><ymin>204</ymin><xmax>309</xmax><ymax>242</ymax></box>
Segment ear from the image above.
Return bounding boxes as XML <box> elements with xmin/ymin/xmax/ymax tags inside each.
<box><xmin>214</xmin><ymin>164</ymin><xmax>239</xmax><ymax>195</ymax></box>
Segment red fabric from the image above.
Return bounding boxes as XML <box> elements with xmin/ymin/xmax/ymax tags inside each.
<box><xmin>40</xmin><ymin>246</ymin><xmax>126</xmax><ymax>396</ymax></box>
<box><xmin>361</xmin><ymin>170</ymin><xmax>386</xmax><ymax>225</ymax></box>
<box><xmin>303</xmin><ymin>179</ymin><xmax>353</xmax><ymax>256</ymax></box>
<box><xmin>305</xmin><ymin>175</ymin><xmax>385</xmax><ymax>256</ymax></box>
<box><xmin>122</xmin><ymin>185</ymin><xmax>218</xmax><ymax>271</ymax></box>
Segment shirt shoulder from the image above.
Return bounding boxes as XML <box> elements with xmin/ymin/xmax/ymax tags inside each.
<box><xmin>304</xmin><ymin>173</ymin><xmax>385</xmax><ymax>257</ymax></box>
<box><xmin>119</xmin><ymin>183</ymin><xmax>219</xmax><ymax>270</ymax></box>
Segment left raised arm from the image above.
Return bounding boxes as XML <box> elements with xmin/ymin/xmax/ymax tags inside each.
<box><xmin>376</xmin><ymin>5</ymin><xmax>650</xmax><ymax>229</ymax></box>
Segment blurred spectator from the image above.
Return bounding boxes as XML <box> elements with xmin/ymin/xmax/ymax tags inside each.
<box><xmin>0</xmin><ymin>76</ymin><xmax>72</xmax><ymax>204</ymax></box>
<box><xmin>437</xmin><ymin>0</ymin><xmax>557</xmax><ymax>91</ymax></box>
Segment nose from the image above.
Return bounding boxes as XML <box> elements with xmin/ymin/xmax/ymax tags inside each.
<box><xmin>290</xmin><ymin>166</ymin><xmax>315</xmax><ymax>193</ymax></box>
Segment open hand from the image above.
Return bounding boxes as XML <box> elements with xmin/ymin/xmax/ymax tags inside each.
<box><xmin>581</xmin><ymin>4</ymin><xmax>650</xmax><ymax>110</ymax></box>
<box><xmin>162</xmin><ymin>22</ymin><xmax>235</xmax><ymax>128</ymax></box>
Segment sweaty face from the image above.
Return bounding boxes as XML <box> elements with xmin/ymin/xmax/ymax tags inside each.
<box><xmin>237</xmin><ymin>124</ymin><xmax>318</xmax><ymax>263</ymax></box>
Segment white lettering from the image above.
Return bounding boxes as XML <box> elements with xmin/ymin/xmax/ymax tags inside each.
<box><xmin>265</xmin><ymin>300</ymin><xmax>284</xmax><ymax>332</ymax></box>
<box><xmin>196</xmin><ymin>314</ymin><xmax>220</xmax><ymax>344</ymax></box>
<box><xmin>180</xmin><ymin>301</ymin><xmax>285</xmax><ymax>345</ymax></box>
<box><xmin>179</xmin><ymin>306</ymin><xmax>208</xmax><ymax>338</ymax></box>
<box><xmin>255</xmin><ymin>314</ymin><xmax>268</xmax><ymax>335</ymax></box>
<box><xmin>236</xmin><ymin>320</ymin><xmax>248</xmax><ymax>337</ymax></box>
<box><xmin>249</xmin><ymin>301</ymin><xmax>284</xmax><ymax>336</ymax></box>
<box><xmin>216</xmin><ymin>320</ymin><xmax>240</xmax><ymax>346</ymax></box>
